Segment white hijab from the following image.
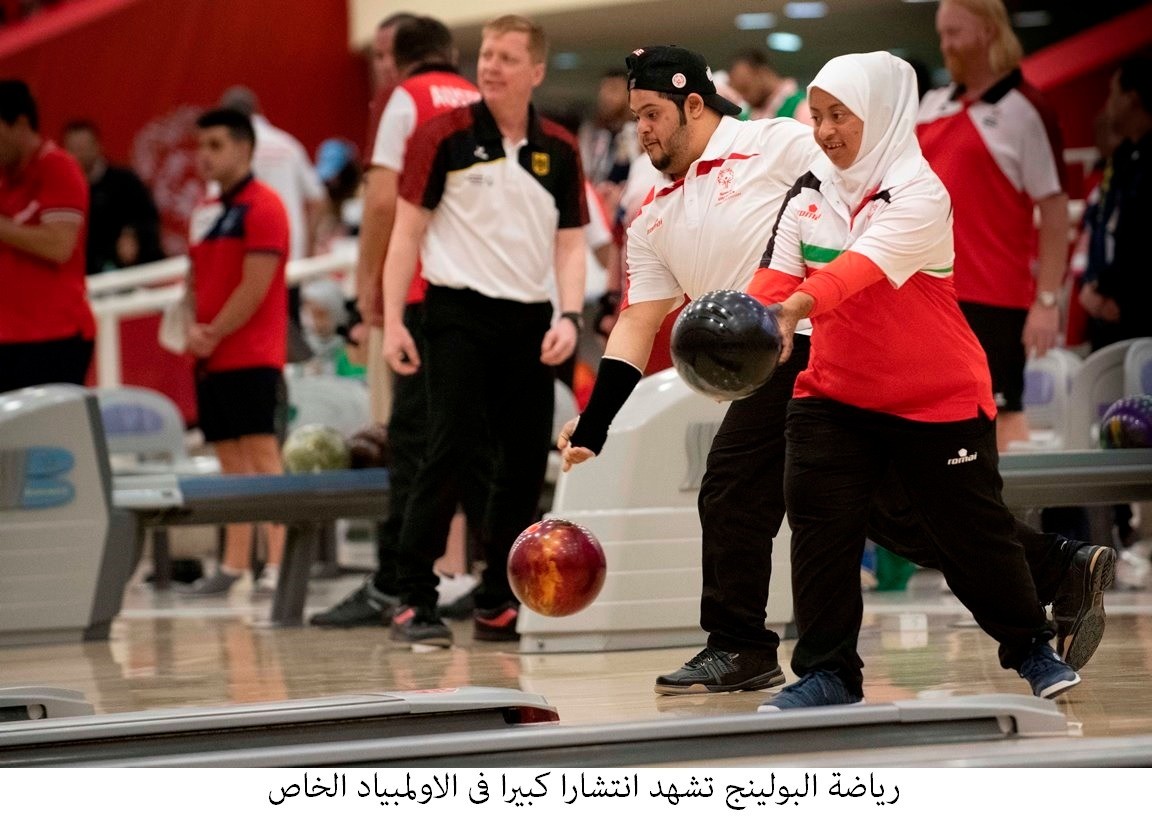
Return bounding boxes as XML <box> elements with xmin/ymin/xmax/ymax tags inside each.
<box><xmin>807</xmin><ymin>52</ymin><xmax>922</xmax><ymax>211</ymax></box>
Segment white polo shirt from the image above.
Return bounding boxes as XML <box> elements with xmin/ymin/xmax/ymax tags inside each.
<box><xmin>625</xmin><ymin>116</ymin><xmax>820</xmax><ymax>317</ymax></box>
<box><xmin>399</xmin><ymin>102</ymin><xmax>587</xmax><ymax>304</ymax></box>
<box><xmin>252</xmin><ymin>115</ymin><xmax>325</xmax><ymax>261</ymax></box>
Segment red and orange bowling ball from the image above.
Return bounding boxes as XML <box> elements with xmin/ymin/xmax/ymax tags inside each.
<box><xmin>507</xmin><ymin>519</ymin><xmax>607</xmax><ymax>617</ymax></box>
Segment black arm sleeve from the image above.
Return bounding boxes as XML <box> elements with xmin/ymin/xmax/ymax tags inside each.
<box><xmin>566</xmin><ymin>356</ymin><xmax>643</xmax><ymax>455</ymax></box>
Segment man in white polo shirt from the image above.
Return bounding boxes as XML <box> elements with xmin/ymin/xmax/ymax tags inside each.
<box><xmin>563</xmin><ymin>45</ymin><xmax>818</xmax><ymax>694</ymax></box>
<box><xmin>380</xmin><ymin>14</ymin><xmax>587</xmax><ymax>648</ymax></box>
<box><xmin>560</xmin><ymin>45</ymin><xmax>1115</xmax><ymax>696</ymax></box>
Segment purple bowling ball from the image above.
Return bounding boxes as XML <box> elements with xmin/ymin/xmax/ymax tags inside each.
<box><xmin>1099</xmin><ymin>395</ymin><xmax>1152</xmax><ymax>449</ymax></box>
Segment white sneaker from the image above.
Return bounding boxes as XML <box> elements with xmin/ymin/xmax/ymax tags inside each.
<box><xmin>255</xmin><ymin>566</ymin><xmax>280</xmax><ymax>595</ymax></box>
<box><xmin>181</xmin><ymin>569</ymin><xmax>246</xmax><ymax>597</ymax></box>
<box><xmin>1115</xmin><ymin>549</ymin><xmax>1150</xmax><ymax>591</ymax></box>
<box><xmin>436</xmin><ymin>572</ymin><xmax>479</xmax><ymax>607</ymax></box>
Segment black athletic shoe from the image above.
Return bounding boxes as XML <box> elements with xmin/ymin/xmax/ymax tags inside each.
<box><xmin>655</xmin><ymin>647</ymin><xmax>786</xmax><ymax>695</ymax></box>
<box><xmin>473</xmin><ymin>602</ymin><xmax>520</xmax><ymax>642</ymax></box>
<box><xmin>1053</xmin><ymin>544</ymin><xmax>1117</xmax><ymax>670</ymax></box>
<box><xmin>390</xmin><ymin>605</ymin><xmax>453</xmax><ymax>648</ymax></box>
<box><xmin>438</xmin><ymin>592</ymin><xmax>476</xmax><ymax>621</ymax></box>
<box><xmin>309</xmin><ymin>580</ymin><xmax>399</xmax><ymax>628</ymax></box>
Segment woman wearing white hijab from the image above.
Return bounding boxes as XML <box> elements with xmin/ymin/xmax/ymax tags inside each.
<box><xmin>749</xmin><ymin>52</ymin><xmax>1079</xmax><ymax>710</ymax></box>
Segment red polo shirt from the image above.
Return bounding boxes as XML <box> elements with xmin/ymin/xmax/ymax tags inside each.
<box><xmin>189</xmin><ymin>175</ymin><xmax>289</xmax><ymax>372</ymax></box>
<box><xmin>0</xmin><ymin>141</ymin><xmax>94</xmax><ymax>343</ymax></box>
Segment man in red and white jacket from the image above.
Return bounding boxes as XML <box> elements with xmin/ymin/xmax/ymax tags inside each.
<box><xmin>312</xmin><ymin>15</ymin><xmax>483</xmax><ymax>629</ymax></box>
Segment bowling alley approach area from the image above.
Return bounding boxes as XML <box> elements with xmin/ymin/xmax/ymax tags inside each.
<box><xmin>4</xmin><ymin>573</ymin><xmax>1152</xmax><ymax>768</ymax></box>
<box><xmin>2</xmin><ymin>382</ymin><xmax>1152</xmax><ymax>770</ymax></box>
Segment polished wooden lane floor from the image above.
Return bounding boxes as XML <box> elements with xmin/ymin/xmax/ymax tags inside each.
<box><xmin>3</xmin><ymin>568</ymin><xmax>1152</xmax><ymax>748</ymax></box>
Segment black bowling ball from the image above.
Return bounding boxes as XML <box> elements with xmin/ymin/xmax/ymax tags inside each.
<box><xmin>670</xmin><ymin>290</ymin><xmax>782</xmax><ymax>400</ymax></box>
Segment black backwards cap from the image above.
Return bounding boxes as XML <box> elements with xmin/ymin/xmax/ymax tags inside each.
<box><xmin>625</xmin><ymin>45</ymin><xmax>742</xmax><ymax>118</ymax></box>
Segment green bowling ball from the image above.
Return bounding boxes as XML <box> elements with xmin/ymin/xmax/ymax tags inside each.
<box><xmin>282</xmin><ymin>423</ymin><xmax>351</xmax><ymax>473</ymax></box>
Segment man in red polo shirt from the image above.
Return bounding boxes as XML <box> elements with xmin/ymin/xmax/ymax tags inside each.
<box><xmin>0</xmin><ymin>80</ymin><xmax>93</xmax><ymax>393</ymax></box>
<box><xmin>181</xmin><ymin>108</ymin><xmax>291</xmax><ymax>597</ymax></box>
<box><xmin>917</xmin><ymin>0</ymin><xmax>1069</xmax><ymax>451</ymax></box>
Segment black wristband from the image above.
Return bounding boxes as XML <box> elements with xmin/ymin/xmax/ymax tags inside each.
<box><xmin>560</xmin><ymin>311</ymin><xmax>585</xmax><ymax>332</ymax></box>
<box><xmin>567</xmin><ymin>356</ymin><xmax>643</xmax><ymax>455</ymax></box>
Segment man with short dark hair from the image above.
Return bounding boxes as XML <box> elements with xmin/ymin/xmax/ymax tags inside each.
<box><xmin>0</xmin><ymin>79</ymin><xmax>94</xmax><ymax>393</ymax></box>
<box><xmin>578</xmin><ymin>68</ymin><xmax>638</xmax><ymax>188</ymax></box>
<box><xmin>181</xmin><ymin>107</ymin><xmax>291</xmax><ymax>596</ymax></box>
<box><xmin>364</xmin><ymin>11</ymin><xmax>419</xmax><ymax>163</ymax></box>
<box><xmin>311</xmin><ymin>14</ymin><xmax>484</xmax><ymax>629</ymax></box>
<box><xmin>561</xmin><ymin>46</ymin><xmax>819</xmax><ymax>694</ymax></box>
<box><xmin>380</xmin><ymin>15</ymin><xmax>587</xmax><ymax>647</ymax></box>
<box><xmin>62</xmin><ymin>119</ymin><xmax>164</xmax><ymax>274</ymax></box>
<box><xmin>727</xmin><ymin>48</ymin><xmax>812</xmax><ymax>123</ymax></box>
<box><xmin>560</xmin><ymin>44</ymin><xmax>1116</xmax><ymax>696</ymax></box>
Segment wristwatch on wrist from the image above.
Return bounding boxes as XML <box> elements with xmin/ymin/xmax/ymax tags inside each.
<box><xmin>560</xmin><ymin>311</ymin><xmax>585</xmax><ymax>332</ymax></box>
<box><xmin>1036</xmin><ymin>290</ymin><xmax>1059</xmax><ymax>308</ymax></box>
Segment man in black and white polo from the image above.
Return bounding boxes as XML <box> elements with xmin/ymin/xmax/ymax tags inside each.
<box><xmin>380</xmin><ymin>14</ymin><xmax>588</xmax><ymax>647</ymax></box>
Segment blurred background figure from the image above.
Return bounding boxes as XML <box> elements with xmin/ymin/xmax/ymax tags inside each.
<box><xmin>62</xmin><ymin>119</ymin><xmax>164</xmax><ymax>274</ymax></box>
<box><xmin>726</xmin><ymin>48</ymin><xmax>812</xmax><ymax>123</ymax></box>
<box><xmin>181</xmin><ymin>107</ymin><xmax>290</xmax><ymax>597</ymax></box>
<box><xmin>312</xmin><ymin>137</ymin><xmax>362</xmax><ymax>254</ymax></box>
<box><xmin>917</xmin><ymin>0</ymin><xmax>1069</xmax><ymax>452</ymax></box>
<box><xmin>1078</xmin><ymin>54</ymin><xmax>1152</xmax><ymax>351</ymax></box>
<box><xmin>0</xmin><ymin>78</ymin><xmax>94</xmax><ymax>394</ymax></box>
<box><xmin>578</xmin><ymin>68</ymin><xmax>637</xmax><ymax>197</ymax></box>
<box><xmin>363</xmin><ymin>12</ymin><xmax>418</xmax><ymax>173</ymax></box>
<box><xmin>217</xmin><ymin>85</ymin><xmax>325</xmax><ymax>264</ymax></box>
<box><xmin>298</xmin><ymin>276</ymin><xmax>364</xmax><ymax>379</ymax></box>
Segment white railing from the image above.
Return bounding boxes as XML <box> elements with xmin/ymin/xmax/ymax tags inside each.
<box><xmin>86</xmin><ymin>248</ymin><xmax>358</xmax><ymax>387</ymax></box>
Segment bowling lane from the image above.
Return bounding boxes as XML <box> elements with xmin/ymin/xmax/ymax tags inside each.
<box><xmin>2</xmin><ymin>568</ymin><xmax>1152</xmax><ymax>753</ymax></box>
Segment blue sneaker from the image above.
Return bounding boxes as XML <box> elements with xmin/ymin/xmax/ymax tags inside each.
<box><xmin>1018</xmin><ymin>643</ymin><xmax>1081</xmax><ymax>699</ymax></box>
<box><xmin>757</xmin><ymin>671</ymin><xmax>862</xmax><ymax>712</ymax></box>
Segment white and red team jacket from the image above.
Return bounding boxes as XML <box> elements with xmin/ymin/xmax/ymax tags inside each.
<box><xmin>372</xmin><ymin>65</ymin><xmax>481</xmax><ymax>306</ymax></box>
<box><xmin>750</xmin><ymin>156</ymin><xmax>998</xmax><ymax>424</ymax></box>
<box><xmin>916</xmin><ymin>70</ymin><xmax>1067</xmax><ymax>311</ymax></box>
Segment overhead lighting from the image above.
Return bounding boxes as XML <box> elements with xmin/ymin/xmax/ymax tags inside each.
<box><xmin>552</xmin><ymin>52</ymin><xmax>581</xmax><ymax>70</ymax></box>
<box><xmin>766</xmin><ymin>32</ymin><xmax>803</xmax><ymax>52</ymax></box>
<box><xmin>784</xmin><ymin>2</ymin><xmax>827</xmax><ymax>18</ymax></box>
<box><xmin>1012</xmin><ymin>10</ymin><xmax>1052</xmax><ymax>28</ymax></box>
<box><xmin>735</xmin><ymin>12</ymin><xmax>776</xmax><ymax>30</ymax></box>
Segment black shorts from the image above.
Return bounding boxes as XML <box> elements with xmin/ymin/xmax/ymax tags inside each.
<box><xmin>0</xmin><ymin>334</ymin><xmax>94</xmax><ymax>394</ymax></box>
<box><xmin>195</xmin><ymin>366</ymin><xmax>283</xmax><ymax>442</ymax></box>
<box><xmin>959</xmin><ymin>301</ymin><xmax>1027</xmax><ymax>413</ymax></box>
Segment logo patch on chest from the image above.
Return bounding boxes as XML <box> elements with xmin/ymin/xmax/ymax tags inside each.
<box><xmin>716</xmin><ymin>167</ymin><xmax>740</xmax><ymax>203</ymax></box>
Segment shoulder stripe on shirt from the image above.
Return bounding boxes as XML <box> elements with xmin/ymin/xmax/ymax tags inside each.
<box><xmin>760</xmin><ymin>171</ymin><xmax>822</xmax><ymax>268</ymax></box>
<box><xmin>695</xmin><ymin>152</ymin><xmax>759</xmax><ymax>177</ymax></box>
